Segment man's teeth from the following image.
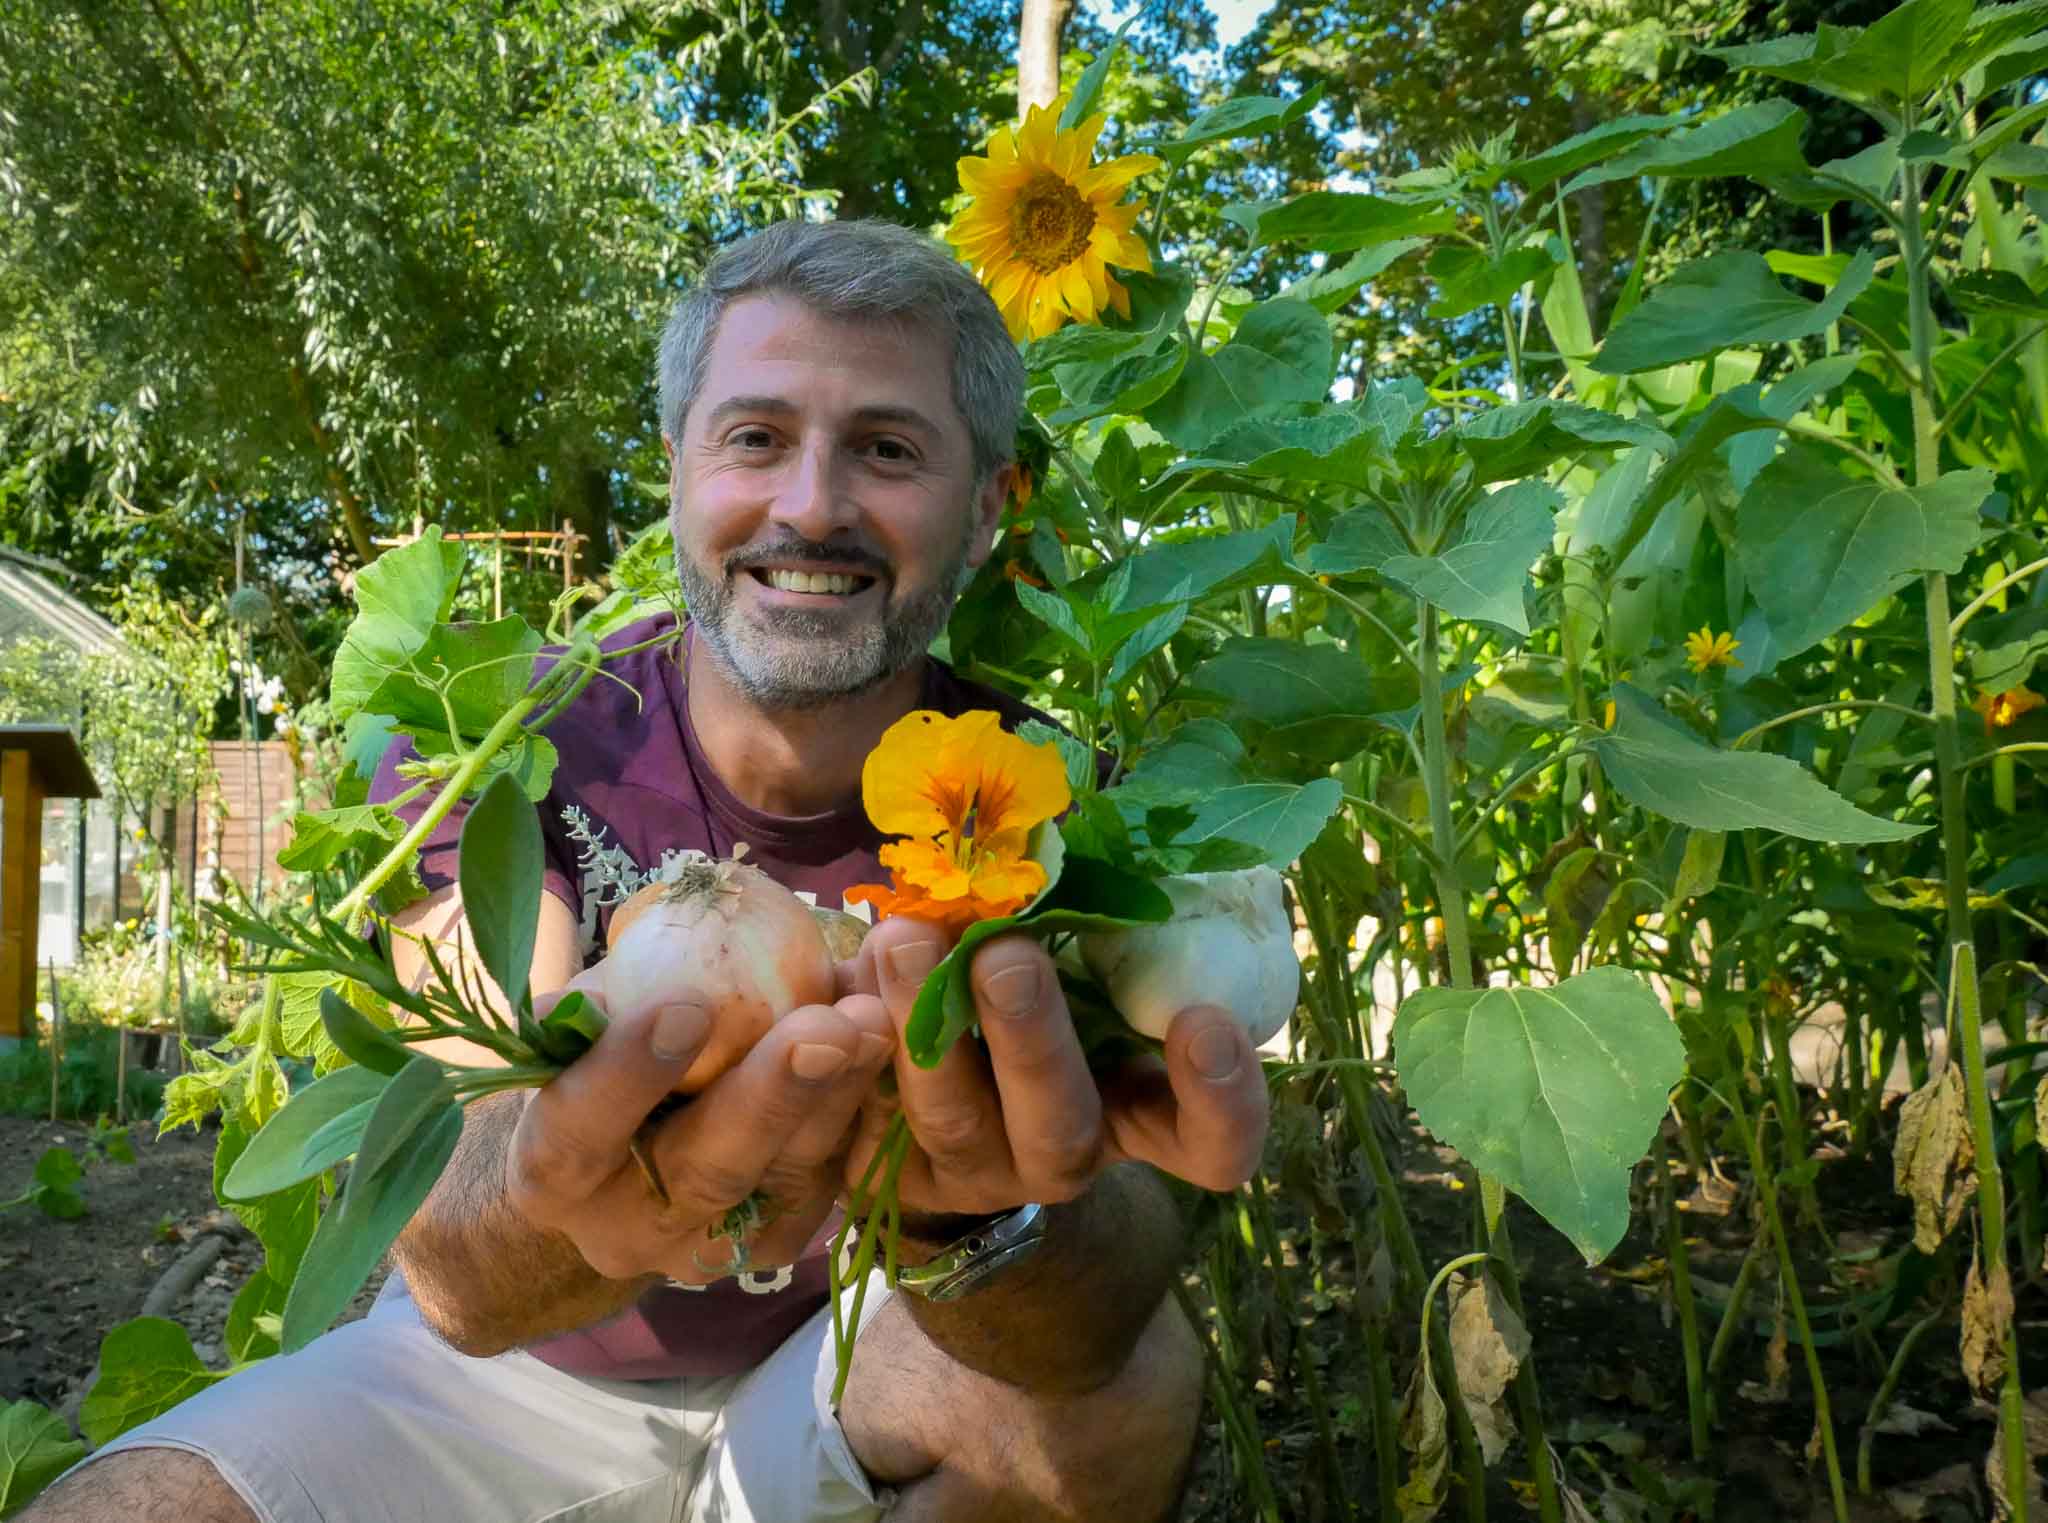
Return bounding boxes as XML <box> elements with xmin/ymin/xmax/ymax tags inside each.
<box><xmin>761</xmin><ymin>569</ymin><xmax>866</xmax><ymax>595</ymax></box>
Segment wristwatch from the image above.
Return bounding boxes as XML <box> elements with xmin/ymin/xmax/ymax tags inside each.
<box><xmin>893</xmin><ymin>1203</ymin><xmax>1048</xmax><ymax>1302</ymax></box>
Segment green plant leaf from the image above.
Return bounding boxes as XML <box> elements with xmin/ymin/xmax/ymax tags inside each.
<box><xmin>1014</xmin><ymin>580</ymin><xmax>1090</xmax><ymax>653</ymax></box>
<box><xmin>319</xmin><ymin>987</ymin><xmax>411</xmax><ymax>1076</ymax></box>
<box><xmin>78</xmin><ymin>1318</ymin><xmax>227</xmax><ymax>1447</ymax></box>
<box><xmin>1220</xmin><ymin>191</ymin><xmax>1457</xmax><ymax>252</ymax></box>
<box><xmin>1734</xmin><ymin>451</ymin><xmax>1992</xmax><ymax>657</ymax></box>
<box><xmin>1058</xmin><ymin>15</ymin><xmax>1136</xmax><ymax>130</ymax></box>
<box><xmin>0</xmin><ymin>1399</ymin><xmax>87</xmax><ymax>1516</ymax></box>
<box><xmin>1113</xmin><ymin>519</ymin><xmax>1299</xmax><ymax>606</ymax></box>
<box><xmin>1181</xmin><ymin>779</ymin><xmax>1344</xmax><ymax>869</ymax></box>
<box><xmin>1562</xmin><ymin>101</ymin><xmax>1811</xmax><ymax>193</ymax></box>
<box><xmin>1822</xmin><ymin>0</ymin><xmax>1974</xmax><ymax>102</ymax></box>
<box><xmin>1050</xmin><ymin>330</ymin><xmax>1187</xmax><ymax>423</ymax></box>
<box><xmin>276</xmin><ymin>804</ymin><xmax>402</xmax><ymax>874</ymax></box>
<box><xmin>354</xmin><ymin>616</ymin><xmax>542</xmax><ymax>741</ymax></box>
<box><xmin>281</xmin><ymin>1099</ymin><xmax>462</xmax><ymax>1353</ymax></box>
<box><xmin>459</xmin><ymin>770</ymin><xmax>543</xmax><ymax>1010</ymax></box>
<box><xmin>328</xmin><ymin>529</ymin><xmax>466</xmax><ymax>720</ymax></box>
<box><xmin>1949</xmin><ymin>269</ymin><xmax>2048</xmax><ymax>318</ymax></box>
<box><xmin>1186</xmin><ymin>638</ymin><xmax>1385</xmax><ymax>745</ymax></box>
<box><xmin>1974</xmin><ymin>631</ymin><xmax>2048</xmax><ymax>691</ymax></box>
<box><xmin>212</xmin><ymin>1116</ymin><xmax>320</xmax><ymax>1286</ymax></box>
<box><xmin>220</xmin><ymin>1063</ymin><xmax>387</xmax><ymax>1201</ymax></box>
<box><xmin>1154</xmin><ymin>88</ymin><xmax>1320</xmax><ymax>158</ymax></box>
<box><xmin>224</xmin><ymin>1269</ymin><xmax>288</xmax><ymax>1364</ymax></box>
<box><xmin>1591</xmin><ymin>688</ymin><xmax>1926</xmax><ymax>842</ymax></box>
<box><xmin>1160</xmin><ymin>404</ymin><xmax>1396</xmax><ymax>493</ymax></box>
<box><xmin>1426</xmin><ymin>244</ymin><xmax>1558</xmax><ymax>319</ymax></box>
<box><xmin>1128</xmin><ymin>718</ymin><xmax>1251</xmax><ymax>793</ymax></box>
<box><xmin>1380</xmin><ymin>481</ymin><xmax>1561</xmax><ymax>635</ymax></box>
<box><xmin>1146</xmin><ymin>301</ymin><xmax>1336</xmax><ymax>451</ymax></box>
<box><xmin>1105</xmin><ymin>595</ymin><xmax>1189</xmax><ymax>691</ymax></box>
<box><xmin>28</xmin><ymin>1147</ymin><xmax>83</xmax><ymax>1220</ymax></box>
<box><xmin>1507</xmin><ymin>114</ymin><xmax>1682</xmax><ymax>192</ymax></box>
<box><xmin>1455</xmin><ymin>402</ymin><xmax>1669</xmax><ymax>484</ymax></box>
<box><xmin>1392</xmin><ymin>966</ymin><xmax>1687</xmax><ymax>1263</ymax></box>
<box><xmin>1280</xmin><ymin>239</ymin><xmax>1428</xmax><ymax>314</ymax></box>
<box><xmin>1593</xmin><ymin>250</ymin><xmax>1875</xmax><ymax>374</ymax></box>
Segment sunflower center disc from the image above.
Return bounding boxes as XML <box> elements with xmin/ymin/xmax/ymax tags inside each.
<box><xmin>1009</xmin><ymin>174</ymin><xmax>1097</xmax><ymax>274</ymax></box>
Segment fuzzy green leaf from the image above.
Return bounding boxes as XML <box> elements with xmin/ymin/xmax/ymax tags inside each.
<box><xmin>459</xmin><ymin>770</ymin><xmax>543</xmax><ymax>1010</ymax></box>
<box><xmin>1393</xmin><ymin>966</ymin><xmax>1687</xmax><ymax>1263</ymax></box>
<box><xmin>1381</xmin><ymin>482</ymin><xmax>1561</xmax><ymax>635</ymax></box>
<box><xmin>0</xmin><ymin>1399</ymin><xmax>86</xmax><ymax>1516</ymax></box>
<box><xmin>78</xmin><ymin>1319</ymin><xmax>226</xmax><ymax>1447</ymax></box>
<box><xmin>1593</xmin><ymin>250</ymin><xmax>1874</xmax><ymax>374</ymax></box>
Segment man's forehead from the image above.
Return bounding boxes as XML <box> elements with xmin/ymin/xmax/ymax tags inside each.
<box><xmin>698</xmin><ymin>293</ymin><xmax>958</xmax><ymax>412</ymax></box>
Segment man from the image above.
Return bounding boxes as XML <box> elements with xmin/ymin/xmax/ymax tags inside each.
<box><xmin>28</xmin><ymin>219</ymin><xmax>1270</xmax><ymax>1523</ymax></box>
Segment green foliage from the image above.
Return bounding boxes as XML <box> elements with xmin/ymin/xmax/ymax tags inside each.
<box><xmin>0</xmin><ymin>1400</ymin><xmax>85</xmax><ymax>1519</ymax></box>
<box><xmin>1392</xmin><ymin>968</ymin><xmax>1687</xmax><ymax>1263</ymax></box>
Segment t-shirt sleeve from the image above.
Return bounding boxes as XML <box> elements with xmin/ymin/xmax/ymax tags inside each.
<box><xmin>365</xmin><ymin>735</ymin><xmax>582</xmax><ymax>919</ymax></box>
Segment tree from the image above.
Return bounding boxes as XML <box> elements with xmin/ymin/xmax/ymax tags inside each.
<box><xmin>0</xmin><ymin>0</ymin><xmax>850</xmax><ymax>567</ymax></box>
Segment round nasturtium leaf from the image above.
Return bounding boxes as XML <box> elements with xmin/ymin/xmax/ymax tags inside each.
<box><xmin>1393</xmin><ymin>966</ymin><xmax>1687</xmax><ymax>1264</ymax></box>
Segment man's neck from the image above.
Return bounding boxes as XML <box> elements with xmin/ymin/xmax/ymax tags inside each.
<box><xmin>684</xmin><ymin>638</ymin><xmax>926</xmax><ymax>816</ymax></box>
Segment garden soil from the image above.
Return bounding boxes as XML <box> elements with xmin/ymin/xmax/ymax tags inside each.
<box><xmin>0</xmin><ymin>1110</ymin><xmax>2025</xmax><ymax>1522</ymax></box>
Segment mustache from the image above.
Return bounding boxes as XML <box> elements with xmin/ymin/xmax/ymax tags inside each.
<box><xmin>725</xmin><ymin>538</ymin><xmax>892</xmax><ymax>580</ymax></box>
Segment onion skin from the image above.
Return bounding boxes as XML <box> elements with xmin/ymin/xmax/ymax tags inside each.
<box><xmin>1077</xmin><ymin>867</ymin><xmax>1299</xmax><ymax>1045</ymax></box>
<box><xmin>601</xmin><ymin>857</ymin><xmax>836</xmax><ymax>1093</ymax></box>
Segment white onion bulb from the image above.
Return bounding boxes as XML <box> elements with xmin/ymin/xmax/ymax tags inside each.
<box><xmin>601</xmin><ymin>853</ymin><xmax>836</xmax><ymax>1093</ymax></box>
<box><xmin>1078</xmin><ymin>867</ymin><xmax>1300</xmax><ymax>1045</ymax></box>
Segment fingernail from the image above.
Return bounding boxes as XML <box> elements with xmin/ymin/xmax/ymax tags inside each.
<box><xmin>1189</xmin><ymin>1023</ymin><xmax>1243</xmax><ymax>1083</ymax></box>
<box><xmin>651</xmin><ymin>1003</ymin><xmax>707</xmax><ymax>1062</ymax></box>
<box><xmin>857</xmin><ymin>1032</ymin><xmax>893</xmax><ymax>1066</ymax></box>
<box><xmin>887</xmin><ymin>940</ymin><xmax>942</xmax><ymax>985</ymax></box>
<box><xmin>791</xmin><ymin>1042</ymin><xmax>852</xmax><ymax>1081</ymax></box>
<box><xmin>982</xmin><ymin>961</ymin><xmax>1038</xmax><ymax>1017</ymax></box>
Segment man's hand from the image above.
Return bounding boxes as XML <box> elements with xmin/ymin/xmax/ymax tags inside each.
<box><xmin>846</xmin><ymin>917</ymin><xmax>1270</xmax><ymax>1215</ymax></box>
<box><xmin>506</xmin><ymin>966</ymin><xmax>896</xmax><ymax>1284</ymax></box>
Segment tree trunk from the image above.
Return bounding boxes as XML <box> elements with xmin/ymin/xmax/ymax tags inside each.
<box><xmin>1017</xmin><ymin>0</ymin><xmax>1073</xmax><ymax>113</ymax></box>
<box><xmin>561</xmin><ymin>453</ymin><xmax>612</xmax><ymax>580</ymax></box>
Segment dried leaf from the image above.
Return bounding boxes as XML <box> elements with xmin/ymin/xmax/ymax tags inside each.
<box><xmin>1894</xmin><ymin>1065</ymin><xmax>1973</xmax><ymax>1254</ymax></box>
<box><xmin>1449</xmin><ymin>1270</ymin><xmax>1529</xmax><ymax>1464</ymax></box>
<box><xmin>1396</xmin><ymin>1356</ymin><xmax>1450</xmax><ymax>1522</ymax></box>
<box><xmin>1962</xmin><ymin>1255</ymin><xmax>2015</xmax><ymax>1402</ymax></box>
<box><xmin>1740</xmin><ymin>1309</ymin><xmax>1791</xmax><ymax>1405</ymax></box>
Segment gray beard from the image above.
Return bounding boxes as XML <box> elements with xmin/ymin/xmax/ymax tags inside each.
<box><xmin>673</xmin><ymin>533</ymin><xmax>972</xmax><ymax>712</ymax></box>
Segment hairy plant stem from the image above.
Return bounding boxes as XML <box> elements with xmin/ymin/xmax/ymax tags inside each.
<box><xmin>1174</xmin><ymin>1276</ymin><xmax>1284</xmax><ymax>1523</ymax></box>
<box><xmin>1856</xmin><ymin>1305</ymin><xmax>1945</xmax><ymax>1494</ymax></box>
<box><xmin>1245</xmin><ymin>1174</ymin><xmax>1349</xmax><ymax>1512</ymax></box>
<box><xmin>1900</xmin><ymin>142</ymin><xmax>2029</xmax><ymax>1518</ymax></box>
<box><xmin>1725</xmin><ymin>1084</ymin><xmax>1849</xmax><ymax>1523</ymax></box>
<box><xmin>1415</xmin><ymin>600</ymin><xmax>1560</xmax><ymax>1523</ymax></box>
<box><xmin>1655</xmin><ymin>1131</ymin><xmax>1710</xmax><ymax>1461</ymax></box>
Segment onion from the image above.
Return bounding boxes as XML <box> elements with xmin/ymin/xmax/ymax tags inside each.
<box><xmin>1076</xmin><ymin>867</ymin><xmax>1300</xmax><ymax>1045</ymax></box>
<box><xmin>601</xmin><ymin>852</ymin><xmax>837</xmax><ymax>1093</ymax></box>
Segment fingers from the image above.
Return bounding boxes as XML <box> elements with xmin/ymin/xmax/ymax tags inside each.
<box><xmin>1100</xmin><ymin>1006</ymin><xmax>1269</xmax><ymax>1193</ymax></box>
<box><xmin>647</xmin><ymin>999</ymin><xmax>893</xmax><ymax>1226</ymax></box>
<box><xmin>509</xmin><ymin>987</ymin><xmax>710</xmax><ymax>1208</ymax></box>
<box><xmin>967</xmin><ymin>937</ymin><xmax>1103</xmax><ymax>1198</ymax></box>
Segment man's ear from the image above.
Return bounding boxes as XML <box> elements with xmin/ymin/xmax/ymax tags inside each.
<box><xmin>660</xmin><ymin>433</ymin><xmax>676</xmax><ymax>465</ymax></box>
<box><xmin>964</xmin><ymin>463</ymin><xmax>1016</xmax><ymax>571</ymax></box>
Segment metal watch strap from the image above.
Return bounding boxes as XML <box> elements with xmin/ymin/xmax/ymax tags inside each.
<box><xmin>894</xmin><ymin>1202</ymin><xmax>1047</xmax><ymax>1302</ymax></box>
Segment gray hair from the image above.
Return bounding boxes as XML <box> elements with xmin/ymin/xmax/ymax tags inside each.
<box><xmin>657</xmin><ymin>219</ymin><xmax>1024</xmax><ymax>481</ymax></box>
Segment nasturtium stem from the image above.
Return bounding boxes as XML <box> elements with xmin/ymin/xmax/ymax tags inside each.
<box><xmin>1951</xmin><ymin>555</ymin><xmax>2048</xmax><ymax>637</ymax></box>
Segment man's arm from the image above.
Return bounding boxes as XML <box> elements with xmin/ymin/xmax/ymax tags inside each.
<box><xmin>383</xmin><ymin>885</ymin><xmax>896</xmax><ymax>1355</ymax></box>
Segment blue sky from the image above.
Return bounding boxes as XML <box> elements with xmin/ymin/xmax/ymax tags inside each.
<box><xmin>1085</xmin><ymin>1</ymin><xmax>1273</xmax><ymax>59</ymax></box>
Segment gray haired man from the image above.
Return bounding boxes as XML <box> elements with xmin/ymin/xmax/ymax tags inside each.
<box><xmin>27</xmin><ymin>220</ymin><xmax>1270</xmax><ymax>1523</ymax></box>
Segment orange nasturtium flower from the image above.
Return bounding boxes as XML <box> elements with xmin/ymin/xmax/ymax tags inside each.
<box><xmin>1683</xmin><ymin>626</ymin><xmax>1743</xmax><ymax>675</ymax></box>
<box><xmin>945</xmin><ymin>95</ymin><xmax>1161</xmax><ymax>342</ymax></box>
<box><xmin>847</xmin><ymin>710</ymin><xmax>1073</xmax><ymax>937</ymax></box>
<box><xmin>1973</xmin><ymin>685</ymin><xmax>2045</xmax><ymax>730</ymax></box>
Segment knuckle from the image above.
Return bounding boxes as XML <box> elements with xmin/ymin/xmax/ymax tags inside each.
<box><xmin>1020</xmin><ymin>1127</ymin><xmax>1101</xmax><ymax>1199</ymax></box>
<box><xmin>910</xmin><ymin>1097</ymin><xmax>995</xmax><ymax>1167</ymax></box>
<box><xmin>659</xmin><ymin>1151</ymin><xmax>761</xmax><ymax>1213</ymax></box>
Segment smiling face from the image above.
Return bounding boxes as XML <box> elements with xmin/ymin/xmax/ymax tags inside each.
<box><xmin>667</xmin><ymin>294</ymin><xmax>1009</xmax><ymax>712</ymax></box>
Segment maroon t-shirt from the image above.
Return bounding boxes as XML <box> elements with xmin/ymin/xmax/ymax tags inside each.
<box><xmin>368</xmin><ymin>612</ymin><xmax>1045</xmax><ymax>1378</ymax></box>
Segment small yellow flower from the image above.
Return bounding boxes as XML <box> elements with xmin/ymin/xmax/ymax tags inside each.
<box><xmin>1973</xmin><ymin>686</ymin><xmax>2045</xmax><ymax>729</ymax></box>
<box><xmin>847</xmin><ymin>710</ymin><xmax>1072</xmax><ymax>936</ymax></box>
<box><xmin>1684</xmin><ymin>627</ymin><xmax>1742</xmax><ymax>675</ymax></box>
<box><xmin>945</xmin><ymin>95</ymin><xmax>1161</xmax><ymax>341</ymax></box>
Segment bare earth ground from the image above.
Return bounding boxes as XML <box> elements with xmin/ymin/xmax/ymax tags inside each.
<box><xmin>0</xmin><ymin>1108</ymin><xmax>2028</xmax><ymax>1522</ymax></box>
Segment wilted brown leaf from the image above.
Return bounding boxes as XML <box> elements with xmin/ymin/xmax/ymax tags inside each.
<box><xmin>1448</xmin><ymin>1270</ymin><xmax>1529</xmax><ymax>1465</ymax></box>
<box><xmin>1396</xmin><ymin>1356</ymin><xmax>1449</xmax><ymax>1523</ymax></box>
<box><xmin>1962</xmin><ymin>1255</ymin><xmax>2015</xmax><ymax>1402</ymax></box>
<box><xmin>1894</xmin><ymin>1065</ymin><xmax>1972</xmax><ymax>1255</ymax></box>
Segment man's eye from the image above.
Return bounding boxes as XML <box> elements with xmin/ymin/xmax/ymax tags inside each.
<box><xmin>866</xmin><ymin>439</ymin><xmax>915</xmax><ymax>464</ymax></box>
<box><xmin>730</xmin><ymin>428</ymin><xmax>776</xmax><ymax>450</ymax></box>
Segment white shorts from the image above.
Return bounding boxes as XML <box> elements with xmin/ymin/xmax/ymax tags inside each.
<box><xmin>67</xmin><ymin>1272</ymin><xmax>897</xmax><ymax>1523</ymax></box>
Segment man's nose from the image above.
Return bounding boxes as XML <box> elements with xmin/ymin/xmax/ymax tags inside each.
<box><xmin>768</xmin><ymin>439</ymin><xmax>856</xmax><ymax>541</ymax></box>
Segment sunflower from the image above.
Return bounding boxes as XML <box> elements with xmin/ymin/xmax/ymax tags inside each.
<box><xmin>946</xmin><ymin>96</ymin><xmax>1162</xmax><ymax>342</ymax></box>
<box><xmin>847</xmin><ymin>709</ymin><xmax>1072</xmax><ymax>936</ymax></box>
